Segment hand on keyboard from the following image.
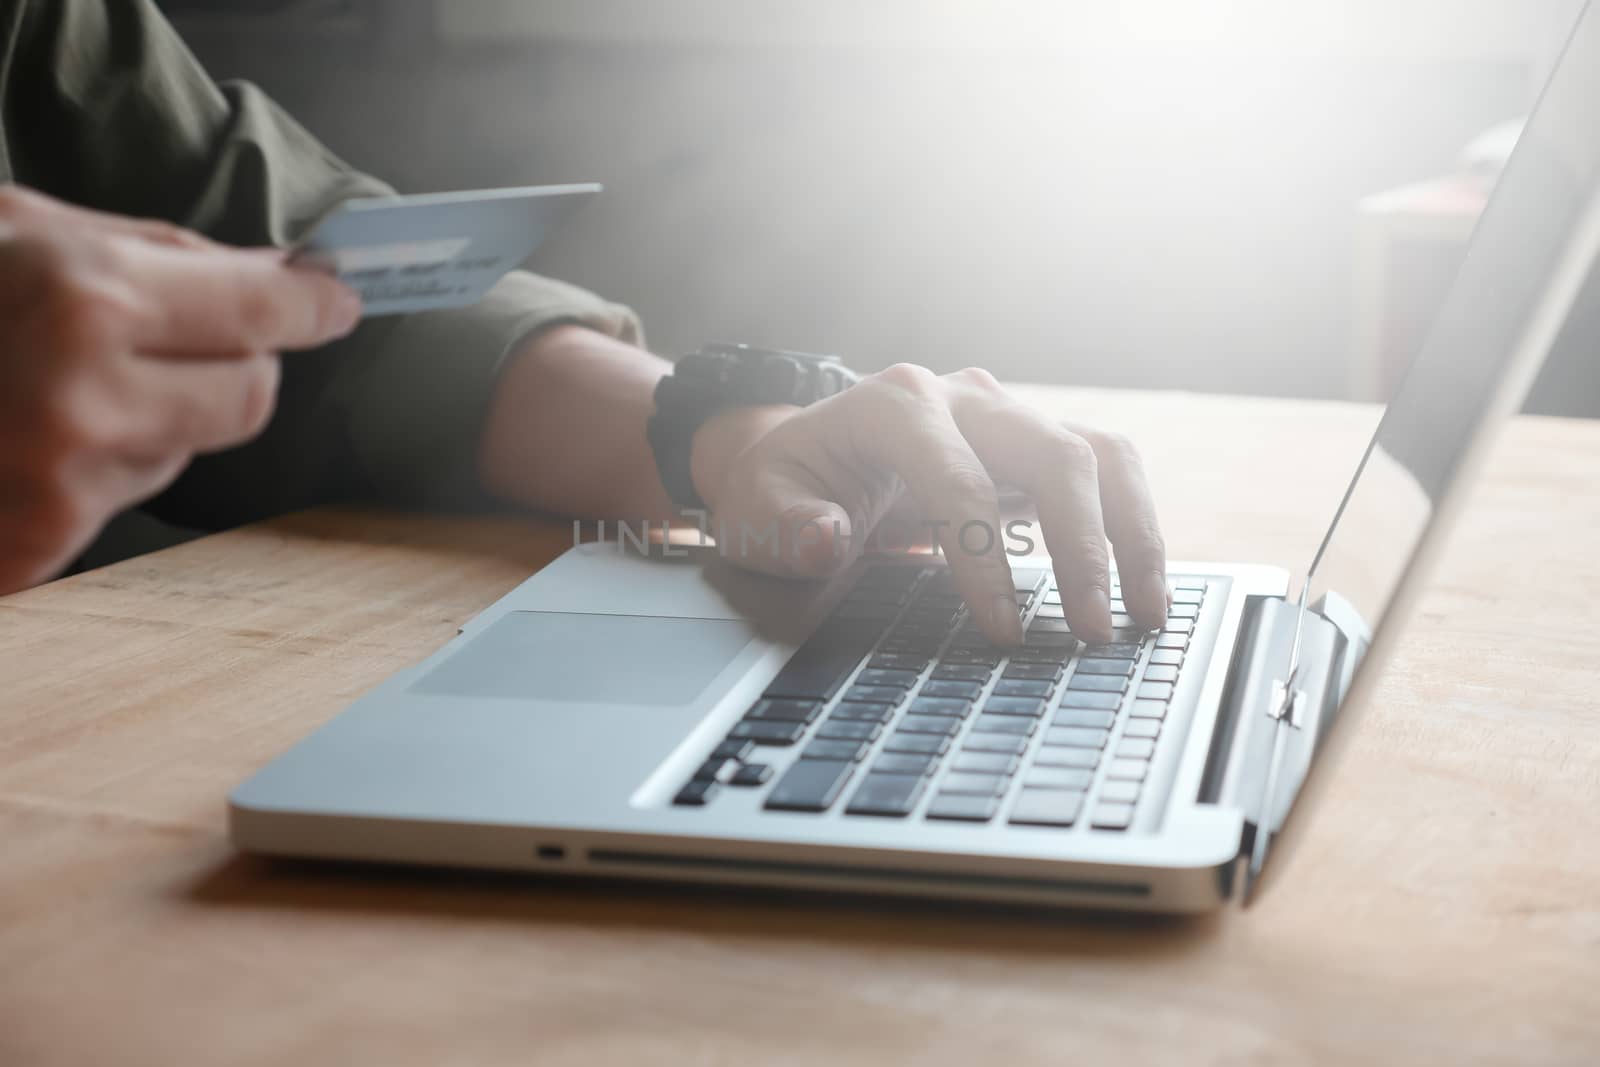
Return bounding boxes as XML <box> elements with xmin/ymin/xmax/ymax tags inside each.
<box><xmin>688</xmin><ymin>364</ymin><xmax>1168</xmax><ymax>644</ymax></box>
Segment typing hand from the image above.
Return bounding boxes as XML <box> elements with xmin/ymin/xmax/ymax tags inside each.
<box><xmin>689</xmin><ymin>364</ymin><xmax>1168</xmax><ymax>645</ymax></box>
<box><xmin>0</xmin><ymin>185</ymin><xmax>361</xmax><ymax>595</ymax></box>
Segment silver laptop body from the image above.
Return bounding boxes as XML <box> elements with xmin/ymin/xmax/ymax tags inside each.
<box><xmin>231</xmin><ymin>2</ymin><xmax>1600</xmax><ymax>912</ymax></box>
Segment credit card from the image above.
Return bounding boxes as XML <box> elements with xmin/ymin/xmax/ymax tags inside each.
<box><xmin>289</xmin><ymin>183</ymin><xmax>600</xmax><ymax>316</ymax></box>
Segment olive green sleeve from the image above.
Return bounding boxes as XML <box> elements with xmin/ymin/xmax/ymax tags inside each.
<box><xmin>1</xmin><ymin>0</ymin><xmax>641</xmax><ymax>524</ymax></box>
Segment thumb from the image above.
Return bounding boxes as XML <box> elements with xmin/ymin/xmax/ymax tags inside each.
<box><xmin>715</xmin><ymin>481</ymin><xmax>856</xmax><ymax>579</ymax></box>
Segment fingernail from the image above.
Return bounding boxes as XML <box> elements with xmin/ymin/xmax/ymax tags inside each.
<box><xmin>1140</xmin><ymin>569</ymin><xmax>1170</xmax><ymax>623</ymax></box>
<box><xmin>330</xmin><ymin>286</ymin><xmax>362</xmax><ymax>336</ymax></box>
<box><xmin>989</xmin><ymin>593</ymin><xmax>1024</xmax><ymax>646</ymax></box>
<box><xmin>1153</xmin><ymin>569</ymin><xmax>1172</xmax><ymax>613</ymax></box>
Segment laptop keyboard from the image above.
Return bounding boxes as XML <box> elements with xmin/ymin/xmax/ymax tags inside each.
<box><xmin>672</xmin><ymin>564</ymin><xmax>1207</xmax><ymax>831</ymax></box>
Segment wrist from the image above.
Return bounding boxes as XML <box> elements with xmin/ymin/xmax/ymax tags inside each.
<box><xmin>688</xmin><ymin>404</ymin><xmax>798</xmax><ymax>514</ymax></box>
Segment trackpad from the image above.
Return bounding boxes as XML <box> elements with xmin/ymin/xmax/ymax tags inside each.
<box><xmin>412</xmin><ymin>611</ymin><xmax>755</xmax><ymax>705</ymax></box>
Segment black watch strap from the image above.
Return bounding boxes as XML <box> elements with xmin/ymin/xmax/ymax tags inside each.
<box><xmin>648</xmin><ymin>343</ymin><xmax>859</xmax><ymax>511</ymax></box>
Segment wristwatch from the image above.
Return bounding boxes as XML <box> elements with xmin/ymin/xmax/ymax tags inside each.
<box><xmin>648</xmin><ymin>342</ymin><xmax>860</xmax><ymax>511</ymax></box>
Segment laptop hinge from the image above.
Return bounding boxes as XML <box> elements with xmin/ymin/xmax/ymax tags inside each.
<box><xmin>1200</xmin><ymin>591</ymin><xmax>1369</xmax><ymax>901</ymax></box>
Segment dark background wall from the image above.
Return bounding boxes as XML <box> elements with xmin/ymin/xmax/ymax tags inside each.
<box><xmin>165</xmin><ymin>1</ymin><xmax>1597</xmax><ymax>411</ymax></box>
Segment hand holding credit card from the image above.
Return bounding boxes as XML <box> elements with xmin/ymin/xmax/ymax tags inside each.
<box><xmin>289</xmin><ymin>184</ymin><xmax>600</xmax><ymax>317</ymax></box>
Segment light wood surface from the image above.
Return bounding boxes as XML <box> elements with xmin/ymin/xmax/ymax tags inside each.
<box><xmin>2</xmin><ymin>387</ymin><xmax>1597</xmax><ymax>1066</ymax></box>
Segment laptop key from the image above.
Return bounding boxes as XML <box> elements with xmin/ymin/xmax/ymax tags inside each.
<box><xmin>1058</xmin><ymin>690</ymin><xmax>1121</xmax><ymax>711</ymax></box>
<box><xmin>830</xmin><ymin>701</ymin><xmax>895</xmax><ymax>724</ymax></box>
<box><xmin>731</xmin><ymin>763</ymin><xmax>774</xmax><ymax>787</ymax></box>
<box><xmin>763</xmin><ymin>621</ymin><xmax>881</xmax><ymax>701</ymax></box>
<box><xmin>925</xmin><ymin>792</ymin><xmax>1000</xmax><ymax>822</ymax></box>
<box><xmin>728</xmin><ymin>719</ymin><xmax>806</xmax><ymax>745</ymax></box>
<box><xmin>745</xmin><ymin>699</ymin><xmax>824</xmax><ymax>723</ymax></box>
<box><xmin>1148</xmin><ymin>648</ymin><xmax>1184</xmax><ymax>667</ymax></box>
<box><xmin>1171</xmin><ymin>587</ymin><xmax>1204</xmax><ymax>604</ymax></box>
<box><xmin>1075</xmin><ymin>658</ymin><xmax>1136</xmax><ymax>676</ymax></box>
<box><xmin>765</xmin><ymin>759</ymin><xmax>856</xmax><ymax>812</ymax></box>
<box><xmin>1099</xmin><ymin>779</ymin><xmax>1141</xmax><ymax>803</ymax></box>
<box><xmin>939</xmin><ymin>772</ymin><xmax>1009</xmax><ymax>796</ymax></box>
<box><xmin>869</xmin><ymin>653</ymin><xmax>929</xmax><ymax>672</ymax></box>
<box><xmin>855</xmin><ymin>668</ymin><xmax>920</xmax><ymax>689</ymax></box>
<box><xmin>895</xmin><ymin>713</ymin><xmax>963</xmax><ymax>736</ymax></box>
<box><xmin>1053</xmin><ymin>709</ymin><xmax>1115</xmax><ymax>730</ymax></box>
<box><xmin>1033</xmin><ymin>746</ymin><xmax>1100</xmax><ymax>769</ymax></box>
<box><xmin>970</xmin><ymin>714</ymin><xmax>1036</xmax><ymax>736</ymax></box>
<box><xmin>692</xmin><ymin>757</ymin><xmax>741</xmax><ymax>783</ymax></box>
<box><xmin>1003</xmin><ymin>662</ymin><xmax>1063</xmax><ymax>682</ymax></box>
<box><xmin>960</xmin><ymin>733</ymin><xmax>1029</xmax><ymax>755</ymax></box>
<box><xmin>817</xmin><ymin>720</ymin><xmax>883</xmax><ymax>743</ymax></box>
<box><xmin>1027</xmin><ymin>616</ymin><xmax>1072</xmax><ymax>634</ymax></box>
<box><xmin>841</xmin><ymin>684</ymin><xmax>905</xmax><ymax>705</ymax></box>
<box><xmin>1155</xmin><ymin>632</ymin><xmax>1190</xmax><ymax>650</ymax></box>
<box><xmin>1025</xmin><ymin>766</ymin><xmax>1093</xmax><ymax>790</ymax></box>
<box><xmin>951</xmin><ymin>751</ymin><xmax>1020</xmax><ymax>775</ymax></box>
<box><xmin>939</xmin><ymin>649</ymin><xmax>1004</xmax><ymax>667</ymax></box>
<box><xmin>908</xmin><ymin>696</ymin><xmax>974</xmax><ymax>717</ymax></box>
<box><xmin>1116</xmin><ymin>737</ymin><xmax>1157</xmax><ymax>759</ymax></box>
<box><xmin>1128</xmin><ymin>699</ymin><xmax>1168</xmax><ymax>720</ymax></box>
<box><xmin>1083</xmin><ymin>642</ymin><xmax>1142</xmax><ymax>658</ymax></box>
<box><xmin>846</xmin><ymin>773</ymin><xmax>929</xmax><ymax>817</ymax></box>
<box><xmin>1067</xmin><ymin>673</ymin><xmax>1127</xmax><ymax>693</ymax></box>
<box><xmin>711</xmin><ymin>738</ymin><xmax>755</xmax><ymax>762</ymax></box>
<box><xmin>883</xmin><ymin>732</ymin><xmax>952</xmax><ymax>756</ymax></box>
<box><xmin>982</xmin><ymin>696</ymin><xmax>1047</xmax><ymax>718</ymax></box>
<box><xmin>673</xmin><ymin>779</ymin><xmax>719</xmax><ymax>806</ymax></box>
<box><xmin>1168</xmin><ymin>603</ymin><xmax>1199</xmax><ymax>619</ymax></box>
<box><xmin>1092</xmin><ymin>803</ymin><xmax>1135</xmax><ymax>830</ymax></box>
<box><xmin>1136</xmin><ymin>681</ymin><xmax>1175</xmax><ymax>701</ymax></box>
<box><xmin>1162</xmin><ymin>618</ymin><xmax>1195</xmax><ymax>635</ymax></box>
<box><xmin>1105</xmin><ymin>758</ymin><xmax>1149</xmax><ymax>781</ymax></box>
<box><xmin>930</xmin><ymin>663</ymin><xmax>992</xmax><ymax>682</ymax></box>
<box><xmin>873</xmin><ymin>752</ymin><xmax>940</xmax><ymax>776</ymax></box>
<box><xmin>802</xmin><ymin>738</ymin><xmax>871</xmax><ymax>761</ymax></box>
<box><xmin>1009</xmin><ymin>788</ymin><xmax>1083</xmax><ymax>827</ymax></box>
<box><xmin>1123</xmin><ymin>718</ymin><xmax>1161</xmax><ymax>739</ymax></box>
<box><xmin>1007</xmin><ymin>644</ymin><xmax>1075</xmax><ymax>664</ymax></box>
<box><xmin>1043</xmin><ymin>726</ymin><xmax>1110</xmax><ymax>749</ymax></box>
<box><xmin>991</xmin><ymin>678</ymin><xmax>1053</xmax><ymax>699</ymax></box>
<box><xmin>919</xmin><ymin>679</ymin><xmax>984</xmax><ymax>700</ymax></box>
<box><xmin>1143</xmin><ymin>664</ymin><xmax>1180</xmax><ymax>684</ymax></box>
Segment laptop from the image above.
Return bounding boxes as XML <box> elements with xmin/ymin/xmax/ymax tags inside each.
<box><xmin>230</xmin><ymin>3</ymin><xmax>1600</xmax><ymax>912</ymax></box>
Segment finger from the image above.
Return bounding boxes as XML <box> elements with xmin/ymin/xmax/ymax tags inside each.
<box><xmin>951</xmin><ymin>391</ymin><xmax>1115</xmax><ymax>643</ymax></box>
<box><xmin>118</xmin><ymin>238</ymin><xmax>361</xmax><ymax>353</ymax></box>
<box><xmin>1065</xmin><ymin>422</ymin><xmax>1169</xmax><ymax>630</ymax></box>
<box><xmin>132</xmin><ymin>349</ymin><xmax>283</xmax><ymax>454</ymax></box>
<box><xmin>707</xmin><ymin>456</ymin><xmax>858</xmax><ymax>579</ymax></box>
<box><xmin>838</xmin><ymin>366</ymin><xmax>1021</xmax><ymax>644</ymax></box>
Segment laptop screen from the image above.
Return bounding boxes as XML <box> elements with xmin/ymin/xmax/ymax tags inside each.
<box><xmin>1252</xmin><ymin>1</ymin><xmax>1600</xmax><ymax>899</ymax></box>
<box><xmin>1306</xmin><ymin>0</ymin><xmax>1600</xmax><ymax>643</ymax></box>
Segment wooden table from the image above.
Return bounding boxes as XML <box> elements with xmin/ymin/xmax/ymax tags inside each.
<box><xmin>3</xmin><ymin>388</ymin><xmax>1597</xmax><ymax>1066</ymax></box>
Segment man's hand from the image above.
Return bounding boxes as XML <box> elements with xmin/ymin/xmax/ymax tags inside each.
<box><xmin>0</xmin><ymin>185</ymin><xmax>361</xmax><ymax>594</ymax></box>
<box><xmin>690</xmin><ymin>364</ymin><xmax>1168</xmax><ymax>645</ymax></box>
